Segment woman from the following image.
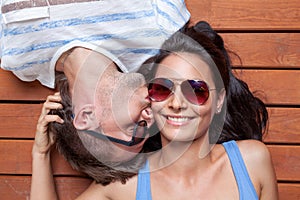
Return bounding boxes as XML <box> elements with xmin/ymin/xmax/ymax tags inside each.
<box><xmin>31</xmin><ymin>21</ymin><xmax>278</xmax><ymax>199</ymax></box>
<box><xmin>78</xmin><ymin>21</ymin><xmax>278</xmax><ymax>199</ymax></box>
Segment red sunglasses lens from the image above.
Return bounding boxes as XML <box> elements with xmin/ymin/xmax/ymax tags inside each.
<box><xmin>148</xmin><ymin>78</ymin><xmax>173</xmax><ymax>101</ymax></box>
<box><xmin>181</xmin><ymin>80</ymin><xmax>209</xmax><ymax>105</ymax></box>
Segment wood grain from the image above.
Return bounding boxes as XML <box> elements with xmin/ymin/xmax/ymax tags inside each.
<box><xmin>1</xmin><ymin>69</ymin><xmax>299</xmax><ymax>104</ymax></box>
<box><xmin>221</xmin><ymin>33</ymin><xmax>300</xmax><ymax>68</ymax></box>
<box><xmin>234</xmin><ymin>69</ymin><xmax>300</xmax><ymax>105</ymax></box>
<box><xmin>0</xmin><ymin>176</ymin><xmax>299</xmax><ymax>199</ymax></box>
<box><xmin>186</xmin><ymin>0</ymin><xmax>300</xmax><ymax>30</ymax></box>
<box><xmin>0</xmin><ymin>104</ymin><xmax>42</xmax><ymax>138</ymax></box>
<box><xmin>0</xmin><ymin>140</ymin><xmax>82</xmax><ymax>176</ymax></box>
<box><xmin>0</xmin><ymin>176</ymin><xmax>92</xmax><ymax>200</ymax></box>
<box><xmin>0</xmin><ymin>140</ymin><xmax>299</xmax><ymax>182</ymax></box>
<box><xmin>268</xmin><ymin>145</ymin><xmax>300</xmax><ymax>181</ymax></box>
<box><xmin>0</xmin><ymin>69</ymin><xmax>54</xmax><ymax>101</ymax></box>
<box><xmin>264</xmin><ymin>108</ymin><xmax>300</xmax><ymax>143</ymax></box>
<box><xmin>1</xmin><ymin>104</ymin><xmax>299</xmax><ymax>144</ymax></box>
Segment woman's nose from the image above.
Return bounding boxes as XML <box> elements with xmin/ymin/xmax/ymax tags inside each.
<box><xmin>168</xmin><ymin>86</ymin><xmax>187</xmax><ymax>110</ymax></box>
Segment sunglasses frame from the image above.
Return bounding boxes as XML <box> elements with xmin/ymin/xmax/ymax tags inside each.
<box><xmin>83</xmin><ymin>120</ymin><xmax>148</xmax><ymax>146</ymax></box>
<box><xmin>148</xmin><ymin>78</ymin><xmax>216</xmax><ymax>105</ymax></box>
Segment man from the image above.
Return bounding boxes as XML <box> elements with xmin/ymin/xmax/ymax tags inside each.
<box><xmin>1</xmin><ymin>0</ymin><xmax>189</xmax><ymax>165</ymax></box>
<box><xmin>55</xmin><ymin>46</ymin><xmax>155</xmax><ymax>163</ymax></box>
<box><xmin>31</xmin><ymin>48</ymin><xmax>159</xmax><ymax>199</ymax></box>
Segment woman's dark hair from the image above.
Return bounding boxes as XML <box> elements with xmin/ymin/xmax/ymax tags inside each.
<box><xmin>139</xmin><ymin>21</ymin><xmax>268</xmax><ymax>143</ymax></box>
<box><xmin>192</xmin><ymin>21</ymin><xmax>268</xmax><ymax>142</ymax></box>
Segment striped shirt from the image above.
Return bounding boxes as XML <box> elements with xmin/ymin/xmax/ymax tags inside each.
<box><xmin>0</xmin><ymin>0</ymin><xmax>190</xmax><ymax>88</ymax></box>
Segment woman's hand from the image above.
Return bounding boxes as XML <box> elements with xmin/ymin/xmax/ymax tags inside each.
<box><xmin>32</xmin><ymin>92</ymin><xmax>64</xmax><ymax>155</ymax></box>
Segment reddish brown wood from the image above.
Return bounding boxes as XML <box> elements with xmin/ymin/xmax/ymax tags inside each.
<box><xmin>0</xmin><ymin>104</ymin><xmax>42</xmax><ymax>138</ymax></box>
<box><xmin>268</xmin><ymin>145</ymin><xmax>300</xmax><ymax>181</ymax></box>
<box><xmin>234</xmin><ymin>69</ymin><xmax>300</xmax><ymax>105</ymax></box>
<box><xmin>278</xmin><ymin>183</ymin><xmax>300</xmax><ymax>200</ymax></box>
<box><xmin>264</xmin><ymin>108</ymin><xmax>300</xmax><ymax>143</ymax></box>
<box><xmin>0</xmin><ymin>140</ymin><xmax>82</xmax><ymax>176</ymax></box>
<box><xmin>0</xmin><ymin>176</ymin><xmax>92</xmax><ymax>200</ymax></box>
<box><xmin>1</xmin><ymin>104</ymin><xmax>299</xmax><ymax>144</ymax></box>
<box><xmin>0</xmin><ymin>176</ymin><xmax>299</xmax><ymax>199</ymax></box>
<box><xmin>221</xmin><ymin>33</ymin><xmax>300</xmax><ymax>68</ymax></box>
<box><xmin>0</xmin><ymin>69</ymin><xmax>55</xmax><ymax>101</ymax></box>
<box><xmin>186</xmin><ymin>0</ymin><xmax>300</xmax><ymax>30</ymax></box>
<box><xmin>0</xmin><ymin>141</ymin><xmax>298</xmax><ymax>182</ymax></box>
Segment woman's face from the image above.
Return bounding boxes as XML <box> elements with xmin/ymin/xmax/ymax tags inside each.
<box><xmin>151</xmin><ymin>53</ymin><xmax>221</xmax><ymax>144</ymax></box>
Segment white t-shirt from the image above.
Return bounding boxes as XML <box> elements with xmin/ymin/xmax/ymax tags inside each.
<box><xmin>0</xmin><ymin>0</ymin><xmax>190</xmax><ymax>88</ymax></box>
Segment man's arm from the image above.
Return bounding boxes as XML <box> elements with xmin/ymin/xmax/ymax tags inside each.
<box><xmin>30</xmin><ymin>93</ymin><xmax>64</xmax><ymax>200</ymax></box>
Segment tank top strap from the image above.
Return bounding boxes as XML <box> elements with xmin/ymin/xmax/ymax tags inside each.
<box><xmin>136</xmin><ymin>159</ymin><xmax>152</xmax><ymax>200</ymax></box>
<box><xmin>222</xmin><ymin>140</ymin><xmax>258</xmax><ymax>200</ymax></box>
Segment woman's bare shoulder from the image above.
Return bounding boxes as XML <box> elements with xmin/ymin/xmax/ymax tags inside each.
<box><xmin>236</xmin><ymin>139</ymin><xmax>278</xmax><ymax>199</ymax></box>
<box><xmin>236</xmin><ymin>139</ymin><xmax>271</xmax><ymax>161</ymax></box>
<box><xmin>211</xmin><ymin>140</ymin><xmax>270</xmax><ymax>164</ymax></box>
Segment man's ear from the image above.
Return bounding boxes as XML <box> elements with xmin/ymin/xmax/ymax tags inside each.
<box><xmin>73</xmin><ymin>104</ymin><xmax>98</xmax><ymax>130</ymax></box>
<box><xmin>140</xmin><ymin>107</ymin><xmax>154</xmax><ymax>127</ymax></box>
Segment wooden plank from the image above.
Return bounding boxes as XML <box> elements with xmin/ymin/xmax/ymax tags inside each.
<box><xmin>0</xmin><ymin>140</ymin><xmax>82</xmax><ymax>176</ymax></box>
<box><xmin>268</xmin><ymin>145</ymin><xmax>300</xmax><ymax>182</ymax></box>
<box><xmin>0</xmin><ymin>140</ymin><xmax>299</xmax><ymax>181</ymax></box>
<box><xmin>221</xmin><ymin>33</ymin><xmax>300</xmax><ymax>68</ymax></box>
<box><xmin>0</xmin><ymin>69</ymin><xmax>54</xmax><ymax>101</ymax></box>
<box><xmin>278</xmin><ymin>183</ymin><xmax>300</xmax><ymax>200</ymax></box>
<box><xmin>0</xmin><ymin>104</ymin><xmax>42</xmax><ymax>138</ymax></box>
<box><xmin>0</xmin><ymin>176</ymin><xmax>299</xmax><ymax>199</ymax></box>
<box><xmin>0</xmin><ymin>176</ymin><xmax>92</xmax><ymax>200</ymax></box>
<box><xmin>0</xmin><ymin>70</ymin><xmax>298</xmax><ymax>108</ymax></box>
<box><xmin>264</xmin><ymin>108</ymin><xmax>300</xmax><ymax>144</ymax></box>
<box><xmin>186</xmin><ymin>0</ymin><xmax>300</xmax><ymax>30</ymax></box>
<box><xmin>234</xmin><ymin>69</ymin><xmax>300</xmax><ymax>105</ymax></box>
<box><xmin>1</xmin><ymin>104</ymin><xmax>299</xmax><ymax>144</ymax></box>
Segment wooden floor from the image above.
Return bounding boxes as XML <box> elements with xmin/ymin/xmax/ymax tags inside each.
<box><xmin>0</xmin><ymin>0</ymin><xmax>299</xmax><ymax>199</ymax></box>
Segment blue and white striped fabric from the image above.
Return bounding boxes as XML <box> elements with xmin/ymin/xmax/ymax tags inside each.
<box><xmin>0</xmin><ymin>0</ymin><xmax>190</xmax><ymax>88</ymax></box>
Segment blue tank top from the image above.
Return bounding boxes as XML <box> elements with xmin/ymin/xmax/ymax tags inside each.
<box><xmin>136</xmin><ymin>140</ymin><xmax>258</xmax><ymax>200</ymax></box>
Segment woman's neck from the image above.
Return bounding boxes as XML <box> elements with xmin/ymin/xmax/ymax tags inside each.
<box><xmin>151</xmin><ymin>134</ymin><xmax>214</xmax><ymax>175</ymax></box>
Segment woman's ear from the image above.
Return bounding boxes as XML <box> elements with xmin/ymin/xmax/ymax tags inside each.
<box><xmin>216</xmin><ymin>88</ymin><xmax>226</xmax><ymax>113</ymax></box>
<box><xmin>73</xmin><ymin>104</ymin><xmax>98</xmax><ymax>130</ymax></box>
<box><xmin>140</xmin><ymin>107</ymin><xmax>154</xmax><ymax>127</ymax></box>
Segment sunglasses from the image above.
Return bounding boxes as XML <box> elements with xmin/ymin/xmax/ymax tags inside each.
<box><xmin>148</xmin><ymin>78</ymin><xmax>215</xmax><ymax>105</ymax></box>
<box><xmin>83</xmin><ymin>120</ymin><xmax>148</xmax><ymax>146</ymax></box>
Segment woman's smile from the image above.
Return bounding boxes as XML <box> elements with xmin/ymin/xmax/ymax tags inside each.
<box><xmin>164</xmin><ymin>115</ymin><xmax>194</xmax><ymax>126</ymax></box>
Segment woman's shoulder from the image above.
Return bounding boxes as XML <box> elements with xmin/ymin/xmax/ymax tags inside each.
<box><xmin>218</xmin><ymin>140</ymin><xmax>273</xmax><ymax>181</ymax></box>
<box><xmin>235</xmin><ymin>139</ymin><xmax>271</xmax><ymax>162</ymax></box>
<box><xmin>236</xmin><ymin>140</ymin><xmax>275</xmax><ymax>192</ymax></box>
<box><xmin>212</xmin><ymin>140</ymin><xmax>270</xmax><ymax>163</ymax></box>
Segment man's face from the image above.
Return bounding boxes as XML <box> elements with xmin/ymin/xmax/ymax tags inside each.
<box><xmin>95</xmin><ymin>68</ymin><xmax>151</xmax><ymax>142</ymax></box>
<box><xmin>71</xmin><ymin>50</ymin><xmax>152</xmax><ymax>162</ymax></box>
